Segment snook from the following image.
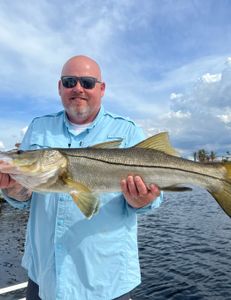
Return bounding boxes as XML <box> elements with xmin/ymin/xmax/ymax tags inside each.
<box><xmin>0</xmin><ymin>132</ymin><xmax>231</xmax><ymax>219</ymax></box>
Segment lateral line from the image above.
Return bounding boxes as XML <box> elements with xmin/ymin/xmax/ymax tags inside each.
<box><xmin>66</xmin><ymin>154</ymin><xmax>227</xmax><ymax>183</ymax></box>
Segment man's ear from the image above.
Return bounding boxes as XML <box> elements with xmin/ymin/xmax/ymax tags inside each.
<box><xmin>58</xmin><ymin>80</ymin><xmax>62</xmax><ymax>96</ymax></box>
<box><xmin>100</xmin><ymin>82</ymin><xmax>106</xmax><ymax>97</ymax></box>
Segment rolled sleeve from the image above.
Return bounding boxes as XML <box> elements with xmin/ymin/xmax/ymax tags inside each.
<box><xmin>125</xmin><ymin>191</ymin><xmax>164</xmax><ymax>215</ymax></box>
<box><xmin>2</xmin><ymin>190</ymin><xmax>31</xmax><ymax>210</ymax></box>
<box><xmin>136</xmin><ymin>191</ymin><xmax>163</xmax><ymax>214</ymax></box>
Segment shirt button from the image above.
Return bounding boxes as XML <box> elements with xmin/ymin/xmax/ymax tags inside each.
<box><xmin>57</xmin><ymin>220</ymin><xmax>64</xmax><ymax>226</ymax></box>
<box><xmin>57</xmin><ymin>244</ymin><xmax>62</xmax><ymax>250</ymax></box>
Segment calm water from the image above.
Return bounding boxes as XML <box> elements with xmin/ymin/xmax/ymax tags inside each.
<box><xmin>133</xmin><ymin>189</ymin><xmax>231</xmax><ymax>300</ymax></box>
<box><xmin>0</xmin><ymin>189</ymin><xmax>231</xmax><ymax>299</ymax></box>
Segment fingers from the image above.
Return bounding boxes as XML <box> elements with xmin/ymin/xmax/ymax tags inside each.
<box><xmin>134</xmin><ymin>176</ymin><xmax>148</xmax><ymax>195</ymax></box>
<box><xmin>149</xmin><ymin>183</ymin><xmax>161</xmax><ymax>197</ymax></box>
<box><xmin>120</xmin><ymin>175</ymin><xmax>160</xmax><ymax>208</ymax></box>
<box><xmin>121</xmin><ymin>175</ymin><xmax>151</xmax><ymax>197</ymax></box>
<box><xmin>121</xmin><ymin>176</ymin><xmax>145</xmax><ymax>198</ymax></box>
<box><xmin>0</xmin><ymin>173</ymin><xmax>16</xmax><ymax>189</ymax></box>
<box><xmin>0</xmin><ymin>160</ymin><xmax>16</xmax><ymax>174</ymax></box>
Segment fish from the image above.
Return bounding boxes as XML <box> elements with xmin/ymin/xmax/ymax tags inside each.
<box><xmin>0</xmin><ymin>132</ymin><xmax>231</xmax><ymax>219</ymax></box>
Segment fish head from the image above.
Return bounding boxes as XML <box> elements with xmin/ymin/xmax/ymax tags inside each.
<box><xmin>0</xmin><ymin>149</ymin><xmax>67</xmax><ymax>175</ymax></box>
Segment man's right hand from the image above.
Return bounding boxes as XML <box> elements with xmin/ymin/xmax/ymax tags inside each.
<box><xmin>0</xmin><ymin>172</ymin><xmax>16</xmax><ymax>189</ymax></box>
<box><xmin>0</xmin><ymin>171</ymin><xmax>32</xmax><ymax>202</ymax></box>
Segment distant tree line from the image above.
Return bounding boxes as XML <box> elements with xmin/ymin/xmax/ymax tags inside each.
<box><xmin>193</xmin><ymin>150</ymin><xmax>231</xmax><ymax>162</ymax></box>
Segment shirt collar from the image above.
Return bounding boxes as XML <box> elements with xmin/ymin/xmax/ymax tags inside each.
<box><xmin>63</xmin><ymin>105</ymin><xmax>105</xmax><ymax>133</ymax></box>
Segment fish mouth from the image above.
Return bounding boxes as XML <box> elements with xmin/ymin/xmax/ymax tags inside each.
<box><xmin>0</xmin><ymin>156</ymin><xmax>12</xmax><ymax>164</ymax></box>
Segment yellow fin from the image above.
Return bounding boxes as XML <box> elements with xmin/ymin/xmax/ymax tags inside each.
<box><xmin>70</xmin><ymin>191</ymin><xmax>100</xmax><ymax>219</ymax></box>
<box><xmin>209</xmin><ymin>182</ymin><xmax>231</xmax><ymax>218</ymax></box>
<box><xmin>91</xmin><ymin>139</ymin><xmax>123</xmax><ymax>149</ymax></box>
<box><xmin>65</xmin><ymin>177</ymin><xmax>91</xmax><ymax>192</ymax></box>
<box><xmin>224</xmin><ymin>162</ymin><xmax>231</xmax><ymax>183</ymax></box>
<box><xmin>209</xmin><ymin>162</ymin><xmax>231</xmax><ymax>218</ymax></box>
<box><xmin>134</xmin><ymin>132</ymin><xmax>179</xmax><ymax>156</ymax></box>
<box><xmin>64</xmin><ymin>177</ymin><xmax>100</xmax><ymax>218</ymax></box>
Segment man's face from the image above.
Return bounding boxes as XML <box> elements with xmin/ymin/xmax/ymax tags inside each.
<box><xmin>58</xmin><ymin>57</ymin><xmax>105</xmax><ymax>124</ymax></box>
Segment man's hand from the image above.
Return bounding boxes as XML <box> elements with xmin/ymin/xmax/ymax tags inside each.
<box><xmin>120</xmin><ymin>175</ymin><xmax>160</xmax><ymax>208</ymax></box>
<box><xmin>0</xmin><ymin>172</ymin><xmax>16</xmax><ymax>189</ymax></box>
<box><xmin>0</xmin><ymin>161</ymin><xmax>32</xmax><ymax>201</ymax></box>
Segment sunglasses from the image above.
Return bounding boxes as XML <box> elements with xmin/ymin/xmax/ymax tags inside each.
<box><xmin>61</xmin><ymin>76</ymin><xmax>102</xmax><ymax>89</ymax></box>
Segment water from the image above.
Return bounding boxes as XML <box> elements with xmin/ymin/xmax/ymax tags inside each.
<box><xmin>0</xmin><ymin>203</ymin><xmax>28</xmax><ymax>300</ymax></box>
<box><xmin>132</xmin><ymin>189</ymin><xmax>231</xmax><ymax>300</ymax></box>
<box><xmin>0</xmin><ymin>189</ymin><xmax>231</xmax><ymax>299</ymax></box>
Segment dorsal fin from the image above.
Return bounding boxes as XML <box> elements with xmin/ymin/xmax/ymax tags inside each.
<box><xmin>133</xmin><ymin>132</ymin><xmax>179</xmax><ymax>156</ymax></box>
<box><xmin>91</xmin><ymin>139</ymin><xmax>123</xmax><ymax>149</ymax></box>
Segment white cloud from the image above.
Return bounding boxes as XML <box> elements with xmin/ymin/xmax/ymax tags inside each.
<box><xmin>0</xmin><ymin>1</ymin><xmax>122</xmax><ymax>101</ymax></box>
<box><xmin>162</xmin><ymin>111</ymin><xmax>191</xmax><ymax>120</ymax></box>
<box><xmin>0</xmin><ymin>121</ymin><xmax>29</xmax><ymax>150</ymax></box>
<box><xmin>226</xmin><ymin>57</ymin><xmax>231</xmax><ymax>65</ymax></box>
<box><xmin>161</xmin><ymin>57</ymin><xmax>231</xmax><ymax>155</ymax></box>
<box><xmin>0</xmin><ymin>1</ymin><xmax>231</xmax><ymax>156</ymax></box>
<box><xmin>20</xmin><ymin>127</ymin><xmax>28</xmax><ymax>137</ymax></box>
<box><xmin>170</xmin><ymin>93</ymin><xmax>184</xmax><ymax>100</ymax></box>
<box><xmin>202</xmin><ymin>73</ymin><xmax>222</xmax><ymax>83</ymax></box>
<box><xmin>134</xmin><ymin>56</ymin><xmax>231</xmax><ymax>157</ymax></box>
<box><xmin>217</xmin><ymin>113</ymin><xmax>231</xmax><ymax>124</ymax></box>
<box><xmin>0</xmin><ymin>141</ymin><xmax>5</xmax><ymax>149</ymax></box>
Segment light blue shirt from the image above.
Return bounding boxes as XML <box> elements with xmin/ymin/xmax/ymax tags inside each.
<box><xmin>4</xmin><ymin>106</ymin><xmax>163</xmax><ymax>300</ymax></box>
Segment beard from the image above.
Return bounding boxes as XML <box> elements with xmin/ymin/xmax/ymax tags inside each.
<box><xmin>65</xmin><ymin>101</ymin><xmax>99</xmax><ymax>124</ymax></box>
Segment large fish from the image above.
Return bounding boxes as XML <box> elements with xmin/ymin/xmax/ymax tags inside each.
<box><xmin>0</xmin><ymin>132</ymin><xmax>231</xmax><ymax>219</ymax></box>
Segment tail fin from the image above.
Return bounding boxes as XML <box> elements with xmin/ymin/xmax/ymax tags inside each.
<box><xmin>209</xmin><ymin>162</ymin><xmax>231</xmax><ymax>217</ymax></box>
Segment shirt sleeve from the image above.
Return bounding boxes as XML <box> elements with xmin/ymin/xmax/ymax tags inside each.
<box><xmin>134</xmin><ymin>191</ymin><xmax>164</xmax><ymax>214</ymax></box>
<box><xmin>2</xmin><ymin>190</ymin><xmax>31</xmax><ymax>209</ymax></box>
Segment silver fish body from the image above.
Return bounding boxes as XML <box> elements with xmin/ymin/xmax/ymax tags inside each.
<box><xmin>62</xmin><ymin>147</ymin><xmax>224</xmax><ymax>193</ymax></box>
<box><xmin>0</xmin><ymin>132</ymin><xmax>231</xmax><ymax>218</ymax></box>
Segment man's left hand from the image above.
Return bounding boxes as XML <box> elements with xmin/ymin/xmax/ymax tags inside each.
<box><xmin>120</xmin><ymin>175</ymin><xmax>160</xmax><ymax>208</ymax></box>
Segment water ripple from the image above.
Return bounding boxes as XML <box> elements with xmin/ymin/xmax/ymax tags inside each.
<box><xmin>132</xmin><ymin>189</ymin><xmax>231</xmax><ymax>300</ymax></box>
<box><xmin>1</xmin><ymin>188</ymin><xmax>231</xmax><ymax>299</ymax></box>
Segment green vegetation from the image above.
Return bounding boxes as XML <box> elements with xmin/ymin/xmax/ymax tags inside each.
<box><xmin>193</xmin><ymin>149</ymin><xmax>230</xmax><ymax>162</ymax></box>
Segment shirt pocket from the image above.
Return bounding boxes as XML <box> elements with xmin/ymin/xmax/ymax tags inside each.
<box><xmin>28</xmin><ymin>132</ymin><xmax>68</xmax><ymax>149</ymax></box>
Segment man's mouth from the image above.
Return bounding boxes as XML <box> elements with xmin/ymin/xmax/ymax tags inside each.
<box><xmin>69</xmin><ymin>96</ymin><xmax>87</xmax><ymax>101</ymax></box>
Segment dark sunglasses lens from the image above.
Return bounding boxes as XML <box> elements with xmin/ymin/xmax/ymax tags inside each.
<box><xmin>80</xmin><ymin>78</ymin><xmax>96</xmax><ymax>89</ymax></box>
<box><xmin>62</xmin><ymin>77</ymin><xmax>77</xmax><ymax>88</ymax></box>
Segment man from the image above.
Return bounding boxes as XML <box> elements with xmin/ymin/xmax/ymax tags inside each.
<box><xmin>0</xmin><ymin>55</ymin><xmax>162</xmax><ymax>300</ymax></box>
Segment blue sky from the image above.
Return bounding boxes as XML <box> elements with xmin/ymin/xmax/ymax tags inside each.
<box><xmin>0</xmin><ymin>0</ymin><xmax>231</xmax><ymax>157</ymax></box>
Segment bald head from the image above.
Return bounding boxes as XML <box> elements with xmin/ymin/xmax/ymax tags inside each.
<box><xmin>61</xmin><ymin>55</ymin><xmax>102</xmax><ymax>80</ymax></box>
<box><xmin>58</xmin><ymin>55</ymin><xmax>105</xmax><ymax>124</ymax></box>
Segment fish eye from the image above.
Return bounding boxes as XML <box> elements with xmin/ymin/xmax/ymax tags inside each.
<box><xmin>17</xmin><ymin>150</ymin><xmax>24</xmax><ymax>155</ymax></box>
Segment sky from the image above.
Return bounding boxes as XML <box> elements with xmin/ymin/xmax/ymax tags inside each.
<box><xmin>0</xmin><ymin>0</ymin><xmax>231</xmax><ymax>158</ymax></box>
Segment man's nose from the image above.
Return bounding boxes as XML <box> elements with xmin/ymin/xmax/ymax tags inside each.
<box><xmin>73</xmin><ymin>80</ymin><xmax>84</xmax><ymax>92</ymax></box>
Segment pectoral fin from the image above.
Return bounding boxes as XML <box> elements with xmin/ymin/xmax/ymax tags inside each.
<box><xmin>64</xmin><ymin>177</ymin><xmax>100</xmax><ymax>219</ymax></box>
<box><xmin>70</xmin><ymin>191</ymin><xmax>100</xmax><ymax>219</ymax></box>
